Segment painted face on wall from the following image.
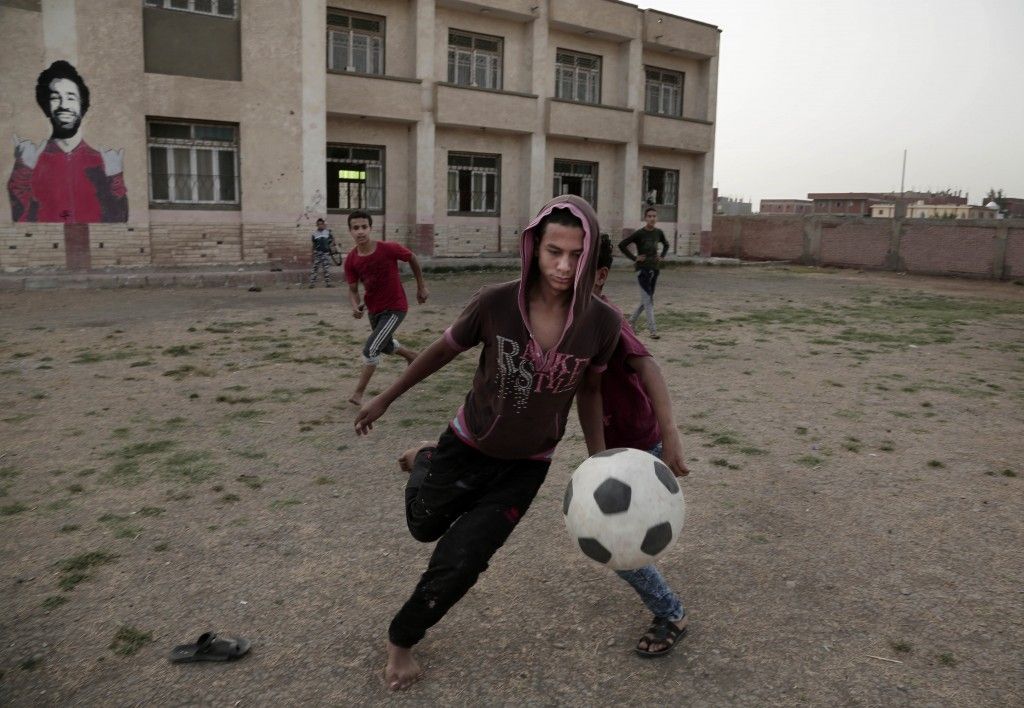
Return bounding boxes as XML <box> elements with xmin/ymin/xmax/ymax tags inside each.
<box><xmin>47</xmin><ymin>78</ymin><xmax>83</xmax><ymax>138</ymax></box>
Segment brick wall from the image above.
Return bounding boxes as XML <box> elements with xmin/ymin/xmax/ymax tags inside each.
<box><xmin>711</xmin><ymin>215</ymin><xmax>1024</xmax><ymax>280</ymax></box>
<box><xmin>899</xmin><ymin>222</ymin><xmax>994</xmax><ymax>276</ymax></box>
<box><xmin>89</xmin><ymin>225</ymin><xmax>151</xmax><ymax>269</ymax></box>
<box><xmin>738</xmin><ymin>217</ymin><xmax>804</xmax><ymax>261</ymax></box>
<box><xmin>1003</xmin><ymin>228</ymin><xmax>1024</xmax><ymax>279</ymax></box>
<box><xmin>150</xmin><ymin>224</ymin><xmax>243</xmax><ymax>267</ymax></box>
<box><xmin>820</xmin><ymin>221</ymin><xmax>890</xmax><ymax>268</ymax></box>
<box><xmin>0</xmin><ymin>224</ymin><xmax>66</xmax><ymax>270</ymax></box>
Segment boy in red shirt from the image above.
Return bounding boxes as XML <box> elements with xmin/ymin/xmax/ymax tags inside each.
<box><xmin>595</xmin><ymin>233</ymin><xmax>690</xmax><ymax>657</ymax></box>
<box><xmin>343</xmin><ymin>210</ymin><xmax>429</xmax><ymax>406</ymax></box>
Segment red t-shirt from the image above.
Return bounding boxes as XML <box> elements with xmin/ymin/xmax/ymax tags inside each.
<box><xmin>600</xmin><ymin>305</ymin><xmax>661</xmax><ymax>451</ymax></box>
<box><xmin>343</xmin><ymin>240</ymin><xmax>413</xmax><ymax>314</ymax></box>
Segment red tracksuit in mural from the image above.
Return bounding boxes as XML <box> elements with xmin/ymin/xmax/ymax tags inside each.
<box><xmin>7</xmin><ymin>140</ymin><xmax>127</xmax><ymax>223</ymax></box>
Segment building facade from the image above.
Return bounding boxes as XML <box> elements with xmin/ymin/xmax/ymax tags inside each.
<box><xmin>870</xmin><ymin>201</ymin><xmax>997</xmax><ymax>220</ymax></box>
<box><xmin>759</xmin><ymin>199</ymin><xmax>812</xmax><ymax>215</ymax></box>
<box><xmin>0</xmin><ymin>0</ymin><xmax>720</xmax><ymax>271</ymax></box>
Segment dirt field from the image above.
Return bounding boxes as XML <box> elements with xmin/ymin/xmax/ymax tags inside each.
<box><xmin>1</xmin><ymin>265</ymin><xmax>1022</xmax><ymax>706</ymax></box>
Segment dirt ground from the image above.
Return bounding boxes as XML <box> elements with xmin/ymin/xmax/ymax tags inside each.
<box><xmin>1</xmin><ymin>265</ymin><xmax>1022</xmax><ymax>706</ymax></box>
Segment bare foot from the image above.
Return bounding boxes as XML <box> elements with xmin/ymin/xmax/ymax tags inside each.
<box><xmin>349</xmin><ymin>393</ymin><xmax>363</xmax><ymax>406</ymax></box>
<box><xmin>384</xmin><ymin>641</ymin><xmax>422</xmax><ymax>691</ymax></box>
<box><xmin>398</xmin><ymin>441</ymin><xmax>434</xmax><ymax>472</ymax></box>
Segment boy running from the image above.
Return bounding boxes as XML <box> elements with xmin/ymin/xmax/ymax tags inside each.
<box><xmin>344</xmin><ymin>210</ymin><xmax>429</xmax><ymax>406</ymax></box>
<box><xmin>309</xmin><ymin>218</ymin><xmax>335</xmax><ymax>288</ymax></box>
<box><xmin>595</xmin><ymin>234</ymin><xmax>690</xmax><ymax>657</ymax></box>
<box><xmin>618</xmin><ymin>207</ymin><xmax>670</xmax><ymax>338</ymax></box>
<box><xmin>355</xmin><ymin>196</ymin><xmax>621</xmax><ymax>690</ymax></box>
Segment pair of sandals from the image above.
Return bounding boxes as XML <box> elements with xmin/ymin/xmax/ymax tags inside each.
<box><xmin>170</xmin><ymin>632</ymin><xmax>250</xmax><ymax>663</ymax></box>
<box><xmin>635</xmin><ymin>616</ymin><xmax>687</xmax><ymax>658</ymax></box>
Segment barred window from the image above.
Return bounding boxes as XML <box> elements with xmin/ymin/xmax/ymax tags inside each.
<box><xmin>447</xmin><ymin>30</ymin><xmax>502</xmax><ymax>90</ymax></box>
<box><xmin>555</xmin><ymin>50</ymin><xmax>601</xmax><ymax>105</ymax></box>
<box><xmin>327</xmin><ymin>10</ymin><xmax>383</xmax><ymax>74</ymax></box>
<box><xmin>645</xmin><ymin>67</ymin><xmax>684</xmax><ymax>117</ymax></box>
<box><xmin>447</xmin><ymin>153</ymin><xmax>499</xmax><ymax>215</ymax></box>
<box><xmin>147</xmin><ymin>120</ymin><xmax>239</xmax><ymax>206</ymax></box>
<box><xmin>326</xmin><ymin>144</ymin><xmax>384</xmax><ymax>212</ymax></box>
<box><xmin>553</xmin><ymin>159</ymin><xmax>597</xmax><ymax>208</ymax></box>
<box><xmin>144</xmin><ymin>0</ymin><xmax>237</xmax><ymax>18</ymax></box>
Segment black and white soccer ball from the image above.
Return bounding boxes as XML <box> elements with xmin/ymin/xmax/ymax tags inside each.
<box><xmin>562</xmin><ymin>447</ymin><xmax>685</xmax><ymax>571</ymax></box>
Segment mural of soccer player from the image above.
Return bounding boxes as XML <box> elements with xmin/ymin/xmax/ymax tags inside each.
<box><xmin>8</xmin><ymin>60</ymin><xmax>127</xmax><ymax>223</ymax></box>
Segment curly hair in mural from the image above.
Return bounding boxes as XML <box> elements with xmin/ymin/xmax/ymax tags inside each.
<box><xmin>8</xmin><ymin>60</ymin><xmax>127</xmax><ymax>223</ymax></box>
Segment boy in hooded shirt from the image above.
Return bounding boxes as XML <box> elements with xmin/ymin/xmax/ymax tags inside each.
<box><xmin>355</xmin><ymin>195</ymin><xmax>621</xmax><ymax>690</ymax></box>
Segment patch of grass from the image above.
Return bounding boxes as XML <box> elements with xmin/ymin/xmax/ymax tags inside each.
<box><xmin>129</xmin><ymin>360</ymin><xmax>153</xmax><ymax>368</ymax></box>
<box><xmin>795</xmin><ymin>426</ymin><xmax>808</xmax><ymax>435</ymax></box>
<box><xmin>314</xmin><ymin>476</ymin><xmax>335</xmax><ymax>485</ymax></box>
<box><xmin>879</xmin><ymin>440</ymin><xmax>895</xmax><ymax>452</ymax></box>
<box><xmin>219</xmin><ymin>493</ymin><xmax>241</xmax><ymax>503</ymax></box>
<box><xmin>161</xmin><ymin>451</ymin><xmax>220</xmax><ymax>484</ymax></box>
<box><xmin>738</xmin><ymin>446</ymin><xmax>767</xmax><ymax>456</ymax></box>
<box><xmin>71</xmin><ymin>349</ymin><xmax>140</xmax><ymax>364</ymax></box>
<box><xmin>709</xmin><ymin>432</ymin><xmax>740</xmax><ymax>446</ymax></box>
<box><xmin>56</xmin><ymin>550</ymin><xmax>118</xmax><ymax>590</ymax></box>
<box><xmin>138</xmin><ymin>506</ymin><xmax>165</xmax><ymax>517</ymax></box>
<box><xmin>796</xmin><ymin>455</ymin><xmax>824</xmax><ymax>467</ymax></box>
<box><xmin>20</xmin><ymin>656</ymin><xmax>43</xmax><ymax>671</ymax></box>
<box><xmin>927</xmin><ymin>460</ymin><xmax>945</xmax><ymax>469</ymax></box>
<box><xmin>237</xmin><ymin>474</ymin><xmax>263</xmax><ymax>490</ymax></box>
<box><xmin>0</xmin><ymin>465</ymin><xmax>19</xmax><ymax>480</ymax></box>
<box><xmin>66</xmin><ymin>483</ymin><xmax>85</xmax><ymax>494</ymax></box>
<box><xmin>225</xmin><ymin>409</ymin><xmax>266</xmax><ymax>421</ymax></box>
<box><xmin>163</xmin><ymin>344</ymin><xmax>202</xmax><ymax>357</ymax></box>
<box><xmin>937</xmin><ymin>652</ymin><xmax>957</xmax><ymax>667</ymax></box>
<box><xmin>216</xmin><ymin>395</ymin><xmax>263</xmax><ymax>404</ymax></box>
<box><xmin>60</xmin><ymin>524</ymin><xmax>80</xmax><ymax>533</ymax></box>
<box><xmin>102</xmin><ymin>460</ymin><xmax>142</xmax><ymax>485</ymax></box>
<box><xmin>1</xmin><ymin>502</ymin><xmax>28</xmax><ymax>516</ymax></box>
<box><xmin>234</xmin><ymin>450</ymin><xmax>266</xmax><ymax>460</ymax></box>
<box><xmin>270</xmin><ymin>498</ymin><xmax>302</xmax><ymax>510</ymax></box>
<box><xmin>1001</xmin><ymin>469</ymin><xmax>1017</xmax><ymax>478</ymax></box>
<box><xmin>890</xmin><ymin>640</ymin><xmax>912</xmax><ymax>654</ymax></box>
<box><xmin>41</xmin><ymin>595</ymin><xmax>68</xmax><ymax>611</ymax></box>
<box><xmin>110</xmin><ymin>626</ymin><xmax>153</xmax><ymax>656</ymax></box>
<box><xmin>162</xmin><ymin>365</ymin><xmax>211</xmax><ymax>381</ymax></box>
<box><xmin>2</xmin><ymin>413</ymin><xmax>35</xmax><ymax>424</ymax></box>
<box><xmin>111</xmin><ymin>440</ymin><xmax>176</xmax><ymax>459</ymax></box>
<box><xmin>153</xmin><ymin>542</ymin><xmax>169</xmax><ymax>552</ymax></box>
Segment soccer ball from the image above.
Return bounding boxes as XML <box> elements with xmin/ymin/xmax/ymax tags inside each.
<box><xmin>562</xmin><ymin>447</ymin><xmax>685</xmax><ymax>571</ymax></box>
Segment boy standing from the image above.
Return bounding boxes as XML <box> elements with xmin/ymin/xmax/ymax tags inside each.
<box><xmin>618</xmin><ymin>207</ymin><xmax>670</xmax><ymax>338</ymax></box>
<box><xmin>344</xmin><ymin>210</ymin><xmax>429</xmax><ymax>406</ymax></box>
<box><xmin>594</xmin><ymin>234</ymin><xmax>690</xmax><ymax>657</ymax></box>
<box><xmin>355</xmin><ymin>196</ymin><xmax>621</xmax><ymax>690</ymax></box>
<box><xmin>309</xmin><ymin>218</ymin><xmax>335</xmax><ymax>288</ymax></box>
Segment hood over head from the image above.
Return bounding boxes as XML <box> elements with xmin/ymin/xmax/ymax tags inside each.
<box><xmin>518</xmin><ymin>195</ymin><xmax>602</xmax><ymax>371</ymax></box>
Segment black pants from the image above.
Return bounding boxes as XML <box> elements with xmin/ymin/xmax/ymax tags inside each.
<box><xmin>388</xmin><ymin>427</ymin><xmax>550</xmax><ymax>648</ymax></box>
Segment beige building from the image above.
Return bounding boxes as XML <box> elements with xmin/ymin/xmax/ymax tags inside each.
<box><xmin>0</xmin><ymin>0</ymin><xmax>719</xmax><ymax>270</ymax></box>
<box><xmin>871</xmin><ymin>202</ymin><xmax>998</xmax><ymax>219</ymax></box>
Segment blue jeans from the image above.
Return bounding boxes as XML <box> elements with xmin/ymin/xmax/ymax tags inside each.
<box><xmin>614</xmin><ymin>442</ymin><xmax>686</xmax><ymax>622</ymax></box>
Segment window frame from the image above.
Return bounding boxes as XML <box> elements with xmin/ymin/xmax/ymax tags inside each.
<box><xmin>644</xmin><ymin>66</ymin><xmax>684</xmax><ymax>118</ymax></box>
<box><xmin>144</xmin><ymin>0</ymin><xmax>238</xmax><ymax>19</ymax></box>
<box><xmin>446</xmin><ymin>28</ymin><xmax>503</xmax><ymax>91</ymax></box>
<box><xmin>325</xmin><ymin>143</ymin><xmax>385</xmax><ymax>214</ymax></box>
<box><xmin>641</xmin><ymin>166</ymin><xmax>679</xmax><ymax>221</ymax></box>
<box><xmin>554</xmin><ymin>48</ymin><xmax>602</xmax><ymax>105</ymax></box>
<box><xmin>326</xmin><ymin>8</ymin><xmax>385</xmax><ymax>75</ymax></box>
<box><xmin>147</xmin><ymin>119</ymin><xmax>240</xmax><ymax>208</ymax></box>
<box><xmin>447</xmin><ymin>152</ymin><xmax>501</xmax><ymax>216</ymax></box>
<box><xmin>552</xmin><ymin>158</ymin><xmax>599</xmax><ymax>209</ymax></box>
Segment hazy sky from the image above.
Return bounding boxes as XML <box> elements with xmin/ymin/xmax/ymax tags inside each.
<box><xmin>645</xmin><ymin>0</ymin><xmax>1024</xmax><ymax>207</ymax></box>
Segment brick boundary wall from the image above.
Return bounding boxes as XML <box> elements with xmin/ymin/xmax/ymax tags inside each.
<box><xmin>711</xmin><ymin>215</ymin><xmax>1024</xmax><ymax>280</ymax></box>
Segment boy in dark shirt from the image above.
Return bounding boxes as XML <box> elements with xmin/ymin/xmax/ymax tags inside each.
<box><xmin>618</xmin><ymin>207</ymin><xmax>670</xmax><ymax>338</ymax></box>
<box><xmin>309</xmin><ymin>218</ymin><xmax>335</xmax><ymax>288</ymax></box>
<box><xmin>595</xmin><ymin>234</ymin><xmax>690</xmax><ymax>657</ymax></box>
<box><xmin>355</xmin><ymin>195</ymin><xmax>621</xmax><ymax>690</ymax></box>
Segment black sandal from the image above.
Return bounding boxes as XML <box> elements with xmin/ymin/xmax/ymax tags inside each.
<box><xmin>635</xmin><ymin>616</ymin><xmax>687</xmax><ymax>658</ymax></box>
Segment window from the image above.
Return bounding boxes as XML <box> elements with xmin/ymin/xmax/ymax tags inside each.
<box><xmin>327</xmin><ymin>10</ymin><xmax>383</xmax><ymax>74</ymax></box>
<box><xmin>147</xmin><ymin>120</ymin><xmax>238</xmax><ymax>205</ymax></box>
<box><xmin>555</xmin><ymin>50</ymin><xmax>601</xmax><ymax>104</ymax></box>
<box><xmin>144</xmin><ymin>0</ymin><xmax>237</xmax><ymax>18</ymax></box>
<box><xmin>642</xmin><ymin>167</ymin><xmax>678</xmax><ymax>221</ymax></box>
<box><xmin>553</xmin><ymin>159</ymin><xmax>597</xmax><ymax>208</ymax></box>
<box><xmin>447</xmin><ymin>30</ymin><xmax>502</xmax><ymax>90</ymax></box>
<box><xmin>326</xmin><ymin>144</ymin><xmax>383</xmax><ymax>211</ymax></box>
<box><xmin>448</xmin><ymin>153</ymin><xmax>499</xmax><ymax>214</ymax></box>
<box><xmin>645</xmin><ymin>67</ymin><xmax>683</xmax><ymax>117</ymax></box>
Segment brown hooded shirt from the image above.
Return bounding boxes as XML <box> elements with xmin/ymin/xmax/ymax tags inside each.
<box><xmin>442</xmin><ymin>195</ymin><xmax>621</xmax><ymax>460</ymax></box>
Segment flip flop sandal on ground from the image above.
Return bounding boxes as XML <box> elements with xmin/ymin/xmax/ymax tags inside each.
<box><xmin>635</xmin><ymin>617</ymin><xmax>687</xmax><ymax>658</ymax></box>
<box><xmin>170</xmin><ymin>632</ymin><xmax>251</xmax><ymax>663</ymax></box>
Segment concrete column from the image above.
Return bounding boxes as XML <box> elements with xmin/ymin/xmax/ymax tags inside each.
<box><xmin>698</xmin><ymin>53</ymin><xmax>720</xmax><ymax>239</ymax></box>
<box><xmin>411</xmin><ymin>0</ymin><xmax>436</xmax><ymax>255</ymax></box>
<box><xmin>993</xmin><ymin>222</ymin><xmax>1009</xmax><ymax>280</ymax></box>
<box><xmin>42</xmin><ymin>0</ymin><xmax>77</xmax><ymax>66</ymax></box>
<box><xmin>620</xmin><ymin>35</ymin><xmax>642</xmax><ymax>240</ymax></box>
<box><xmin>525</xmin><ymin>2</ymin><xmax>549</xmax><ymax>221</ymax></box>
<box><xmin>300</xmin><ymin>0</ymin><xmax>327</xmax><ymax>222</ymax></box>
